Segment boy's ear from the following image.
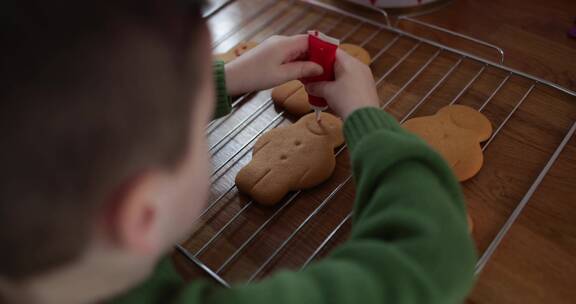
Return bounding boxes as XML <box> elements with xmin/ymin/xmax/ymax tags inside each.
<box><xmin>103</xmin><ymin>172</ymin><xmax>162</xmax><ymax>254</ymax></box>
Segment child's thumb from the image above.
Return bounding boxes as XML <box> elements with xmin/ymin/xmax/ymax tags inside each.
<box><xmin>304</xmin><ymin>82</ymin><xmax>331</xmax><ymax>98</ymax></box>
<box><xmin>282</xmin><ymin>61</ymin><xmax>323</xmax><ymax>81</ymax></box>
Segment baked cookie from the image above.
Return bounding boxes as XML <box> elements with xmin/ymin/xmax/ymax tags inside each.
<box><xmin>402</xmin><ymin>105</ymin><xmax>492</xmax><ymax>181</ymax></box>
<box><xmin>235</xmin><ymin>112</ymin><xmax>344</xmax><ymax>205</ymax></box>
<box><xmin>271</xmin><ymin>44</ymin><xmax>372</xmax><ymax>117</ymax></box>
<box><xmin>270</xmin><ymin>80</ymin><xmax>310</xmax><ymax>116</ymax></box>
<box><xmin>214</xmin><ymin>41</ymin><xmax>258</xmax><ymax>63</ymax></box>
<box><xmin>338</xmin><ymin>44</ymin><xmax>371</xmax><ymax>65</ymax></box>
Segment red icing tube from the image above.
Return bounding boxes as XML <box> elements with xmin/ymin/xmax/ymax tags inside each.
<box><xmin>301</xmin><ymin>31</ymin><xmax>340</xmax><ymax>112</ymax></box>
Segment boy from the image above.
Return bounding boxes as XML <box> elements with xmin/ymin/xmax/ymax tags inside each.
<box><xmin>0</xmin><ymin>0</ymin><xmax>476</xmax><ymax>303</ymax></box>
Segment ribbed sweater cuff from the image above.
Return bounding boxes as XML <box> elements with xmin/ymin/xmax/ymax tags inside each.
<box><xmin>343</xmin><ymin>107</ymin><xmax>402</xmax><ymax>152</ymax></box>
<box><xmin>213</xmin><ymin>60</ymin><xmax>231</xmax><ymax>118</ymax></box>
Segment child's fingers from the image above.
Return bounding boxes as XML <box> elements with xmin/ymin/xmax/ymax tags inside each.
<box><xmin>304</xmin><ymin>81</ymin><xmax>331</xmax><ymax>98</ymax></box>
<box><xmin>282</xmin><ymin>34</ymin><xmax>309</xmax><ymax>51</ymax></box>
<box><xmin>334</xmin><ymin>49</ymin><xmax>357</xmax><ymax>74</ymax></box>
<box><xmin>278</xmin><ymin>35</ymin><xmax>310</xmax><ymax>62</ymax></box>
<box><xmin>280</xmin><ymin>61</ymin><xmax>323</xmax><ymax>82</ymax></box>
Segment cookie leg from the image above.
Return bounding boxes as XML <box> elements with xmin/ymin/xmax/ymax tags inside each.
<box><xmin>254</xmin><ymin>170</ymin><xmax>298</xmax><ymax>205</ymax></box>
<box><xmin>453</xmin><ymin>153</ymin><xmax>483</xmax><ymax>182</ymax></box>
<box><xmin>235</xmin><ymin>164</ymin><xmax>271</xmax><ymax>195</ymax></box>
<box><xmin>236</xmin><ymin>164</ymin><xmax>296</xmax><ymax>205</ymax></box>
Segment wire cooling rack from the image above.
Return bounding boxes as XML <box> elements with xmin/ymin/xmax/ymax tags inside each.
<box><xmin>176</xmin><ymin>0</ymin><xmax>576</xmax><ymax>286</ymax></box>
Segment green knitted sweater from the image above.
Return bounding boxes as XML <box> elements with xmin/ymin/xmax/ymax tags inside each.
<box><xmin>111</xmin><ymin>61</ymin><xmax>476</xmax><ymax>304</ymax></box>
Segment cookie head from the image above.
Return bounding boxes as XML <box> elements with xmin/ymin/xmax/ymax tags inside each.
<box><xmin>402</xmin><ymin>105</ymin><xmax>492</xmax><ymax>181</ymax></box>
<box><xmin>339</xmin><ymin>44</ymin><xmax>371</xmax><ymax>65</ymax></box>
<box><xmin>438</xmin><ymin>105</ymin><xmax>492</xmax><ymax>141</ymax></box>
<box><xmin>298</xmin><ymin>112</ymin><xmax>344</xmax><ymax>147</ymax></box>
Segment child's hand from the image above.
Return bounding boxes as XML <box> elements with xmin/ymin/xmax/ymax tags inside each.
<box><xmin>305</xmin><ymin>50</ymin><xmax>380</xmax><ymax>119</ymax></box>
<box><xmin>225</xmin><ymin>35</ymin><xmax>323</xmax><ymax>96</ymax></box>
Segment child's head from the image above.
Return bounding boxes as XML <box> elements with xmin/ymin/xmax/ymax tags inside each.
<box><xmin>1</xmin><ymin>0</ymin><xmax>214</xmax><ymax>291</ymax></box>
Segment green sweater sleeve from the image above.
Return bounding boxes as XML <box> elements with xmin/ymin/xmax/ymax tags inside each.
<box><xmin>112</xmin><ymin>107</ymin><xmax>477</xmax><ymax>304</ymax></box>
<box><xmin>213</xmin><ymin>60</ymin><xmax>231</xmax><ymax>119</ymax></box>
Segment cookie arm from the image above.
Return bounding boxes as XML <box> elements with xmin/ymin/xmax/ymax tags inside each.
<box><xmin>252</xmin><ymin>130</ymin><xmax>276</xmax><ymax>155</ymax></box>
<box><xmin>213</xmin><ymin>60</ymin><xmax>232</xmax><ymax>119</ymax></box>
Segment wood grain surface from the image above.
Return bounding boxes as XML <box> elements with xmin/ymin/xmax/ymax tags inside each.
<box><xmin>174</xmin><ymin>0</ymin><xmax>576</xmax><ymax>303</ymax></box>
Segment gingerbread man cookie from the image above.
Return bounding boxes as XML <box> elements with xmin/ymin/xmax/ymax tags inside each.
<box><xmin>235</xmin><ymin>112</ymin><xmax>344</xmax><ymax>205</ymax></box>
<box><xmin>271</xmin><ymin>44</ymin><xmax>372</xmax><ymax>117</ymax></box>
<box><xmin>214</xmin><ymin>41</ymin><xmax>258</xmax><ymax>63</ymax></box>
<box><xmin>402</xmin><ymin>105</ymin><xmax>493</xmax><ymax>181</ymax></box>
<box><xmin>339</xmin><ymin>44</ymin><xmax>371</xmax><ymax>64</ymax></box>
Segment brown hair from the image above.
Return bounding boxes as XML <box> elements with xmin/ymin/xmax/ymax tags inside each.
<box><xmin>0</xmin><ymin>0</ymin><xmax>206</xmax><ymax>279</ymax></box>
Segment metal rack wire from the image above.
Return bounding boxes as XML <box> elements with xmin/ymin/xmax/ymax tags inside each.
<box><xmin>180</xmin><ymin>0</ymin><xmax>576</xmax><ymax>286</ymax></box>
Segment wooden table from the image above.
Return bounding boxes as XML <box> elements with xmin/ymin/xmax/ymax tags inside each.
<box><xmin>175</xmin><ymin>0</ymin><xmax>576</xmax><ymax>303</ymax></box>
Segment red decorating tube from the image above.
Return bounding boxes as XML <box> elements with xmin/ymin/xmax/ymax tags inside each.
<box><xmin>301</xmin><ymin>31</ymin><xmax>340</xmax><ymax>113</ymax></box>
